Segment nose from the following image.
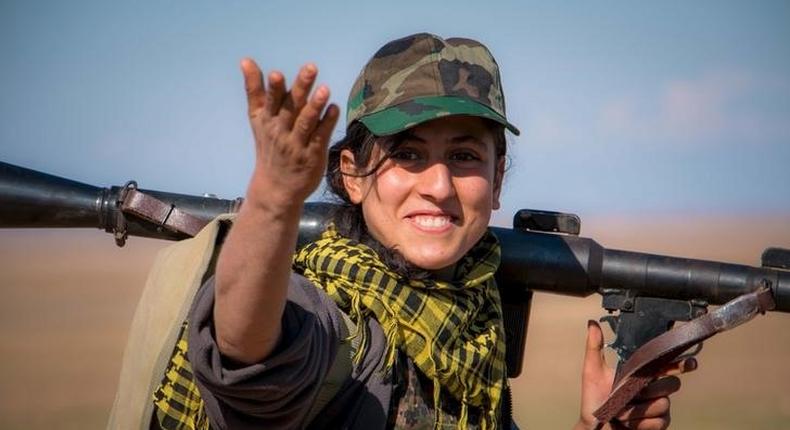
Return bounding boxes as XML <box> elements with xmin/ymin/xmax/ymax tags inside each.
<box><xmin>415</xmin><ymin>161</ymin><xmax>456</xmax><ymax>202</ymax></box>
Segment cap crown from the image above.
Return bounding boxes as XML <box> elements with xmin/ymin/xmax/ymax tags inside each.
<box><xmin>347</xmin><ymin>33</ymin><xmax>517</xmax><ymax>135</ymax></box>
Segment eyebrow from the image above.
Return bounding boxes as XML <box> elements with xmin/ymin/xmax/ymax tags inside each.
<box><xmin>402</xmin><ymin>132</ymin><xmax>487</xmax><ymax>147</ymax></box>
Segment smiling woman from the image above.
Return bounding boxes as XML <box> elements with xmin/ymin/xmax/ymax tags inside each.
<box><xmin>334</xmin><ymin>116</ymin><xmax>505</xmax><ymax>272</ymax></box>
<box><xmin>133</xmin><ymin>33</ymin><xmax>692</xmax><ymax>430</ymax></box>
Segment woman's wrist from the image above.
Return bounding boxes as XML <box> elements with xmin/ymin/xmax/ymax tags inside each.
<box><xmin>244</xmin><ymin>176</ymin><xmax>306</xmax><ymax>218</ymax></box>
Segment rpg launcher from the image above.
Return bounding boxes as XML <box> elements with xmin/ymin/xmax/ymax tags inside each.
<box><xmin>1</xmin><ymin>160</ymin><xmax>788</xmax><ymax>422</ymax></box>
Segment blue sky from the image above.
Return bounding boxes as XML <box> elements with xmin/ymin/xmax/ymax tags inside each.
<box><xmin>2</xmin><ymin>1</ymin><xmax>789</xmax><ymax>224</ymax></box>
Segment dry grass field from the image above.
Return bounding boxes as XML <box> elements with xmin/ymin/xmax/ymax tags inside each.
<box><xmin>1</xmin><ymin>214</ymin><xmax>789</xmax><ymax>429</ymax></box>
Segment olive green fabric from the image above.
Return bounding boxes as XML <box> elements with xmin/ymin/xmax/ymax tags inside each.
<box><xmin>293</xmin><ymin>227</ymin><xmax>507</xmax><ymax>430</ymax></box>
<box><xmin>347</xmin><ymin>32</ymin><xmax>520</xmax><ymax>136</ymax></box>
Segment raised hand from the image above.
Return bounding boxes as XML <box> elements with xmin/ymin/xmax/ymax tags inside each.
<box><xmin>241</xmin><ymin>58</ymin><xmax>340</xmax><ymax>210</ymax></box>
<box><xmin>213</xmin><ymin>59</ymin><xmax>339</xmax><ymax>364</ymax></box>
<box><xmin>574</xmin><ymin>321</ymin><xmax>698</xmax><ymax>430</ymax></box>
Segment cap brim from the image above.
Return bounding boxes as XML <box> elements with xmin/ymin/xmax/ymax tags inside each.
<box><xmin>358</xmin><ymin>96</ymin><xmax>520</xmax><ymax>136</ymax></box>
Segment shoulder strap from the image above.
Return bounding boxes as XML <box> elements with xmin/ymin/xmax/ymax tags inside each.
<box><xmin>119</xmin><ymin>187</ymin><xmax>218</xmax><ymax>237</ymax></box>
<box><xmin>304</xmin><ymin>310</ymin><xmax>360</xmax><ymax>425</ymax></box>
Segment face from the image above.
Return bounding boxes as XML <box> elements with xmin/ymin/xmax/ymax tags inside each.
<box><xmin>341</xmin><ymin>115</ymin><xmax>504</xmax><ymax>271</ymax></box>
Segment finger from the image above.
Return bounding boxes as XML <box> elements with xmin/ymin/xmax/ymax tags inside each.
<box><xmin>279</xmin><ymin>63</ymin><xmax>318</xmax><ymax>127</ymax></box>
<box><xmin>616</xmin><ymin>397</ymin><xmax>669</xmax><ymax>421</ymax></box>
<box><xmin>635</xmin><ymin>376</ymin><xmax>681</xmax><ymax>400</ymax></box>
<box><xmin>609</xmin><ymin>421</ymin><xmax>629</xmax><ymax>430</ymax></box>
<box><xmin>659</xmin><ymin>357</ymin><xmax>697</xmax><ymax>377</ymax></box>
<box><xmin>310</xmin><ymin>103</ymin><xmax>341</xmax><ymax>148</ymax></box>
<box><xmin>265</xmin><ymin>71</ymin><xmax>287</xmax><ymax>118</ymax></box>
<box><xmin>291</xmin><ymin>85</ymin><xmax>331</xmax><ymax>144</ymax></box>
<box><xmin>241</xmin><ymin>58</ymin><xmax>266</xmax><ymax>117</ymax></box>
<box><xmin>617</xmin><ymin>416</ymin><xmax>670</xmax><ymax>430</ymax></box>
<box><xmin>584</xmin><ymin>320</ymin><xmax>607</xmax><ymax>374</ymax></box>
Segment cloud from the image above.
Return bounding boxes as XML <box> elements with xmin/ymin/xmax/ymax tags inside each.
<box><xmin>597</xmin><ymin>70</ymin><xmax>790</xmax><ymax>145</ymax></box>
<box><xmin>522</xmin><ymin>112</ymin><xmax>584</xmax><ymax>146</ymax></box>
<box><xmin>662</xmin><ymin>72</ymin><xmax>750</xmax><ymax>136</ymax></box>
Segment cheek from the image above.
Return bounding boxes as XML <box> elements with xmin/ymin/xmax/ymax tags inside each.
<box><xmin>458</xmin><ymin>155</ymin><xmax>500</xmax><ymax>210</ymax></box>
<box><xmin>458</xmin><ymin>177</ymin><xmax>496</xmax><ymax>212</ymax></box>
<box><xmin>359</xmin><ymin>170</ymin><xmax>413</xmax><ymax>245</ymax></box>
<box><xmin>369</xmin><ymin>169</ymin><xmax>413</xmax><ymax>211</ymax></box>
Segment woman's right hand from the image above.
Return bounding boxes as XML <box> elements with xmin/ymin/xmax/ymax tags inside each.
<box><xmin>241</xmin><ymin>58</ymin><xmax>339</xmax><ymax>211</ymax></box>
<box><xmin>213</xmin><ymin>60</ymin><xmax>338</xmax><ymax>365</ymax></box>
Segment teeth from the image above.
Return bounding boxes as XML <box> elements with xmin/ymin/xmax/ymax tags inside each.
<box><xmin>413</xmin><ymin>215</ymin><xmax>451</xmax><ymax>228</ymax></box>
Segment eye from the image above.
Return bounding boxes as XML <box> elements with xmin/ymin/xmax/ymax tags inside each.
<box><xmin>450</xmin><ymin>150</ymin><xmax>482</xmax><ymax>163</ymax></box>
<box><xmin>390</xmin><ymin>148</ymin><xmax>421</xmax><ymax>162</ymax></box>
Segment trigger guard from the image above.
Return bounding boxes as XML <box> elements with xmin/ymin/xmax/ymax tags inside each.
<box><xmin>673</xmin><ymin>341</ymin><xmax>704</xmax><ymax>362</ymax></box>
<box><xmin>600</xmin><ymin>315</ymin><xmax>618</xmax><ymax>334</ymax></box>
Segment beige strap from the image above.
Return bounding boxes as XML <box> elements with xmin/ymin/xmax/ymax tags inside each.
<box><xmin>106</xmin><ymin>215</ymin><xmax>234</xmax><ymax>430</ymax></box>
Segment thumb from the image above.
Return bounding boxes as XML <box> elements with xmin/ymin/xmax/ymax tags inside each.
<box><xmin>583</xmin><ymin>320</ymin><xmax>607</xmax><ymax>374</ymax></box>
<box><xmin>579</xmin><ymin>320</ymin><xmax>615</xmax><ymax>428</ymax></box>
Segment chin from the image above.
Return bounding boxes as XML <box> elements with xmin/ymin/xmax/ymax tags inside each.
<box><xmin>405</xmin><ymin>250</ymin><xmax>459</xmax><ymax>271</ymax></box>
<box><xmin>399</xmin><ymin>235</ymin><xmax>479</xmax><ymax>271</ymax></box>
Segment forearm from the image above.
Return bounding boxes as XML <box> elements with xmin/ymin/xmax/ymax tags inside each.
<box><xmin>212</xmin><ymin>57</ymin><xmax>337</xmax><ymax>365</ymax></box>
<box><xmin>213</xmin><ymin>179</ymin><xmax>303</xmax><ymax>364</ymax></box>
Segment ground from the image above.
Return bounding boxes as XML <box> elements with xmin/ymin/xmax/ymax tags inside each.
<box><xmin>1</xmin><ymin>215</ymin><xmax>789</xmax><ymax>429</ymax></box>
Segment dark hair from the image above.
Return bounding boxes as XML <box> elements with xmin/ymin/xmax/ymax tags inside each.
<box><xmin>325</xmin><ymin>119</ymin><xmax>507</xmax><ymax>278</ymax></box>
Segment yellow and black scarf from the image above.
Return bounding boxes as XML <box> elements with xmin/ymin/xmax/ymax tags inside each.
<box><xmin>293</xmin><ymin>227</ymin><xmax>507</xmax><ymax>429</ymax></box>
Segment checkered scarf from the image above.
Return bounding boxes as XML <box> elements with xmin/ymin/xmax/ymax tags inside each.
<box><xmin>293</xmin><ymin>227</ymin><xmax>506</xmax><ymax>429</ymax></box>
<box><xmin>152</xmin><ymin>322</ymin><xmax>210</xmax><ymax>430</ymax></box>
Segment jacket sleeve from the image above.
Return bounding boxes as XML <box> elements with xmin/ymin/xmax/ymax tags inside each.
<box><xmin>186</xmin><ymin>272</ymin><xmax>345</xmax><ymax>430</ymax></box>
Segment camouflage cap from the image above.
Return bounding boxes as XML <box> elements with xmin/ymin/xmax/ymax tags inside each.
<box><xmin>347</xmin><ymin>33</ymin><xmax>520</xmax><ymax>136</ymax></box>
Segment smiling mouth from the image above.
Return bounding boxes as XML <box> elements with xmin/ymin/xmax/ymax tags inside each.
<box><xmin>407</xmin><ymin>215</ymin><xmax>456</xmax><ymax>231</ymax></box>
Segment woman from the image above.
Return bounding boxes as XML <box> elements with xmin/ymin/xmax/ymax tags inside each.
<box><xmin>151</xmin><ymin>33</ymin><xmax>691</xmax><ymax>430</ymax></box>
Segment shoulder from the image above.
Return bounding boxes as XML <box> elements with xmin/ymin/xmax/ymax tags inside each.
<box><xmin>287</xmin><ymin>272</ymin><xmax>341</xmax><ymax>318</ymax></box>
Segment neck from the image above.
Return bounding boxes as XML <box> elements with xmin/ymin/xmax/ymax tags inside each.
<box><xmin>430</xmin><ymin>264</ymin><xmax>457</xmax><ymax>282</ymax></box>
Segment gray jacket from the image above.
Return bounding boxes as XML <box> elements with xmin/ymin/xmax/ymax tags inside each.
<box><xmin>187</xmin><ymin>274</ymin><xmax>392</xmax><ymax>430</ymax></box>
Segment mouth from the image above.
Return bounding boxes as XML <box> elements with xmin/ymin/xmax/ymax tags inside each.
<box><xmin>405</xmin><ymin>212</ymin><xmax>457</xmax><ymax>232</ymax></box>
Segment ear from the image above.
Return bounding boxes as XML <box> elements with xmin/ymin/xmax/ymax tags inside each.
<box><xmin>492</xmin><ymin>156</ymin><xmax>505</xmax><ymax>210</ymax></box>
<box><xmin>340</xmin><ymin>149</ymin><xmax>365</xmax><ymax>204</ymax></box>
